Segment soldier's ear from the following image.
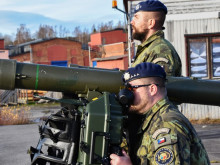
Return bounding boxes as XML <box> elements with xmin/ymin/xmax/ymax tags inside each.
<box><xmin>148</xmin><ymin>19</ymin><xmax>156</xmax><ymax>29</ymax></box>
<box><xmin>149</xmin><ymin>84</ymin><xmax>158</xmax><ymax>96</ymax></box>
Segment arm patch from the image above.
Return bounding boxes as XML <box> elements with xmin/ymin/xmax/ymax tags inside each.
<box><xmin>153</xmin><ymin>134</ymin><xmax>178</xmax><ymax>151</ymax></box>
<box><xmin>152</xmin><ymin>57</ymin><xmax>169</xmax><ymax>64</ymax></box>
<box><xmin>152</xmin><ymin>128</ymin><xmax>170</xmax><ymax>139</ymax></box>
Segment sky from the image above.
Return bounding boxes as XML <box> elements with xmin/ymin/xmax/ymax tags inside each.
<box><xmin>0</xmin><ymin>0</ymin><xmax>126</xmax><ymax>37</ymax></box>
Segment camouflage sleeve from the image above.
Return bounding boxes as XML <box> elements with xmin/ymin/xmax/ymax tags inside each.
<box><xmin>139</xmin><ymin>120</ymin><xmax>210</xmax><ymax>165</ymax></box>
<box><xmin>138</xmin><ymin>122</ymin><xmax>192</xmax><ymax>165</ymax></box>
<box><xmin>152</xmin><ymin>58</ymin><xmax>175</xmax><ymax>77</ymax></box>
<box><xmin>150</xmin><ymin>121</ymin><xmax>191</xmax><ymax>165</ymax></box>
<box><xmin>148</xmin><ymin>44</ymin><xmax>177</xmax><ymax>76</ymax></box>
<box><xmin>132</xmin><ymin>37</ymin><xmax>182</xmax><ymax>76</ymax></box>
<box><xmin>120</xmin><ymin>137</ymin><xmax>129</xmax><ymax>153</ymax></box>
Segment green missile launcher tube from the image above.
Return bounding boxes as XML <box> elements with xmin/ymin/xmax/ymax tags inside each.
<box><xmin>0</xmin><ymin>59</ymin><xmax>220</xmax><ymax>106</ymax></box>
<box><xmin>0</xmin><ymin>59</ymin><xmax>123</xmax><ymax>94</ymax></box>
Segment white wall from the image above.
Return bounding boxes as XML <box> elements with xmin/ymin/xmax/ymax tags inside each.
<box><xmin>164</xmin><ymin>14</ymin><xmax>220</xmax><ymax>76</ymax></box>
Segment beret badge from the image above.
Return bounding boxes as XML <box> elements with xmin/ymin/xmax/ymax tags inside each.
<box><xmin>136</xmin><ymin>4</ymin><xmax>141</xmax><ymax>11</ymax></box>
<box><xmin>122</xmin><ymin>62</ymin><xmax>166</xmax><ymax>83</ymax></box>
<box><xmin>124</xmin><ymin>72</ymin><xmax>131</xmax><ymax>81</ymax></box>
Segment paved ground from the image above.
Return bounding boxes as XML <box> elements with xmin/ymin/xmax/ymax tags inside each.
<box><xmin>194</xmin><ymin>124</ymin><xmax>220</xmax><ymax>165</ymax></box>
<box><xmin>0</xmin><ymin>104</ymin><xmax>61</xmax><ymax>165</ymax></box>
<box><xmin>0</xmin><ymin>104</ymin><xmax>220</xmax><ymax>165</ymax></box>
<box><xmin>0</xmin><ymin>124</ymin><xmax>39</xmax><ymax>165</ymax></box>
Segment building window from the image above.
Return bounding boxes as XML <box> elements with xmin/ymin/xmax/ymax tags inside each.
<box><xmin>102</xmin><ymin>37</ymin><xmax>106</xmax><ymax>45</ymax></box>
<box><xmin>212</xmin><ymin>37</ymin><xmax>220</xmax><ymax>77</ymax></box>
<box><xmin>24</xmin><ymin>45</ymin><xmax>30</xmax><ymax>52</ymax></box>
<box><xmin>185</xmin><ymin>33</ymin><xmax>220</xmax><ymax>79</ymax></box>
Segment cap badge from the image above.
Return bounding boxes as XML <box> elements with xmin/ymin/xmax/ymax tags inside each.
<box><xmin>136</xmin><ymin>4</ymin><xmax>141</xmax><ymax>10</ymax></box>
<box><xmin>124</xmin><ymin>72</ymin><xmax>130</xmax><ymax>81</ymax></box>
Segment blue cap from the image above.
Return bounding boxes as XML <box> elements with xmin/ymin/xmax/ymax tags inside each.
<box><xmin>134</xmin><ymin>0</ymin><xmax>167</xmax><ymax>14</ymax></box>
<box><xmin>123</xmin><ymin>62</ymin><xmax>166</xmax><ymax>83</ymax></box>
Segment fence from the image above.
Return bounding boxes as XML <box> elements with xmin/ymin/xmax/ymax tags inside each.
<box><xmin>0</xmin><ymin>90</ymin><xmax>47</xmax><ymax>105</ymax></box>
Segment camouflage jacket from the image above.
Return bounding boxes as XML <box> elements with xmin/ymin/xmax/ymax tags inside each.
<box><xmin>133</xmin><ymin>98</ymin><xmax>210</xmax><ymax>165</ymax></box>
<box><xmin>131</xmin><ymin>30</ymin><xmax>182</xmax><ymax>76</ymax></box>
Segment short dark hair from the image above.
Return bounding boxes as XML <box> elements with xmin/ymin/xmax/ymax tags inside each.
<box><xmin>141</xmin><ymin>77</ymin><xmax>166</xmax><ymax>87</ymax></box>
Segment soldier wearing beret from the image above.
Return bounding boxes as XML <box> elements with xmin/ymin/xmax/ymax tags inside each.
<box><xmin>110</xmin><ymin>62</ymin><xmax>210</xmax><ymax>165</ymax></box>
<box><xmin>131</xmin><ymin>0</ymin><xmax>182</xmax><ymax>77</ymax></box>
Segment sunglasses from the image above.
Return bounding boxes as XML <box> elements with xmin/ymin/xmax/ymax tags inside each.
<box><xmin>125</xmin><ymin>83</ymin><xmax>159</xmax><ymax>91</ymax></box>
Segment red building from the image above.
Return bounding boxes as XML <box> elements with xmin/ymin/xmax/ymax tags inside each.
<box><xmin>0</xmin><ymin>39</ymin><xmax>4</xmax><ymax>49</ymax></box>
<box><xmin>0</xmin><ymin>39</ymin><xmax>9</xmax><ymax>59</ymax></box>
<box><xmin>89</xmin><ymin>28</ymin><xmax>131</xmax><ymax>70</ymax></box>
<box><xmin>9</xmin><ymin>28</ymin><xmax>132</xmax><ymax>70</ymax></box>
<box><xmin>93</xmin><ymin>54</ymin><xmax>129</xmax><ymax>70</ymax></box>
<box><xmin>89</xmin><ymin>28</ymin><xmax>127</xmax><ymax>51</ymax></box>
<box><xmin>9</xmin><ymin>38</ymin><xmax>97</xmax><ymax>67</ymax></box>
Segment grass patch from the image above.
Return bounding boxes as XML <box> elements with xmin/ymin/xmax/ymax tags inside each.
<box><xmin>0</xmin><ymin>105</ymin><xmax>31</xmax><ymax>125</ymax></box>
<box><xmin>210</xmin><ymin>160</ymin><xmax>220</xmax><ymax>163</ymax></box>
<box><xmin>190</xmin><ymin>118</ymin><xmax>220</xmax><ymax>124</ymax></box>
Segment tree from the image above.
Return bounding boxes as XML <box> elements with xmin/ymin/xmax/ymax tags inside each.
<box><xmin>116</xmin><ymin>20</ymin><xmax>125</xmax><ymax>29</ymax></box>
<box><xmin>73</xmin><ymin>26</ymin><xmax>90</xmax><ymax>45</ymax></box>
<box><xmin>35</xmin><ymin>24</ymin><xmax>56</xmax><ymax>39</ymax></box>
<box><xmin>97</xmin><ymin>21</ymin><xmax>114</xmax><ymax>32</ymax></box>
<box><xmin>14</xmin><ymin>24</ymin><xmax>32</xmax><ymax>45</ymax></box>
<box><xmin>82</xmin><ymin>28</ymin><xmax>90</xmax><ymax>45</ymax></box>
<box><xmin>0</xmin><ymin>33</ymin><xmax>14</xmax><ymax>46</ymax></box>
<box><xmin>3</xmin><ymin>34</ymin><xmax>14</xmax><ymax>46</ymax></box>
<box><xmin>58</xmin><ymin>25</ymin><xmax>70</xmax><ymax>38</ymax></box>
<box><xmin>73</xmin><ymin>26</ymin><xmax>82</xmax><ymax>42</ymax></box>
<box><xmin>73</xmin><ymin>26</ymin><xmax>81</xmax><ymax>38</ymax></box>
<box><xmin>91</xmin><ymin>24</ymin><xmax>97</xmax><ymax>33</ymax></box>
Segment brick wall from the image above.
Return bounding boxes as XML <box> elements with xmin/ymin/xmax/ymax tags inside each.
<box><xmin>9</xmin><ymin>38</ymin><xmax>99</xmax><ymax>67</ymax></box>
<box><xmin>10</xmin><ymin>52</ymin><xmax>30</xmax><ymax>62</ymax></box>
<box><xmin>101</xmin><ymin>30</ymin><xmax>127</xmax><ymax>44</ymax></box>
<box><xmin>96</xmin><ymin>56</ymin><xmax>128</xmax><ymax>70</ymax></box>
<box><xmin>31</xmin><ymin>38</ymin><xmax>82</xmax><ymax>65</ymax></box>
<box><xmin>0</xmin><ymin>50</ymin><xmax>9</xmax><ymax>59</ymax></box>
<box><xmin>82</xmin><ymin>49</ymin><xmax>98</xmax><ymax>66</ymax></box>
<box><xmin>89</xmin><ymin>29</ymin><xmax>127</xmax><ymax>49</ymax></box>
<box><xmin>0</xmin><ymin>39</ymin><xmax>4</xmax><ymax>49</ymax></box>
<box><xmin>102</xmin><ymin>42</ymin><xmax>127</xmax><ymax>58</ymax></box>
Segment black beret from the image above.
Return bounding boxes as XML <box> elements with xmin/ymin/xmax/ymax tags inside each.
<box><xmin>134</xmin><ymin>0</ymin><xmax>167</xmax><ymax>14</ymax></box>
<box><xmin>123</xmin><ymin>62</ymin><xmax>166</xmax><ymax>83</ymax></box>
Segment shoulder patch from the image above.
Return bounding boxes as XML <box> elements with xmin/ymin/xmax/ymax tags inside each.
<box><xmin>153</xmin><ymin>135</ymin><xmax>173</xmax><ymax>151</ymax></box>
<box><xmin>152</xmin><ymin>57</ymin><xmax>169</xmax><ymax>64</ymax></box>
<box><xmin>152</xmin><ymin>128</ymin><xmax>170</xmax><ymax>139</ymax></box>
<box><xmin>154</xmin><ymin>147</ymin><xmax>174</xmax><ymax>165</ymax></box>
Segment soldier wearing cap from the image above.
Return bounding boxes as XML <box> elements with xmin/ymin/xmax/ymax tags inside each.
<box><xmin>131</xmin><ymin>0</ymin><xmax>182</xmax><ymax>77</ymax></box>
<box><xmin>110</xmin><ymin>63</ymin><xmax>210</xmax><ymax>165</ymax></box>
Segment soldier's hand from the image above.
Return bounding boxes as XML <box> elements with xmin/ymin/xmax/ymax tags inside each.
<box><xmin>110</xmin><ymin>150</ymin><xmax>132</xmax><ymax>165</ymax></box>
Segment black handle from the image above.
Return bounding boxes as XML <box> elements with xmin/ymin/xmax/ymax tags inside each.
<box><xmin>89</xmin><ymin>131</ymin><xmax>109</xmax><ymax>164</ymax></box>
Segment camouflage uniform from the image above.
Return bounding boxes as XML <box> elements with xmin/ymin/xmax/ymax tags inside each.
<box><xmin>130</xmin><ymin>97</ymin><xmax>210</xmax><ymax>165</ymax></box>
<box><xmin>132</xmin><ymin>30</ymin><xmax>182</xmax><ymax>76</ymax></box>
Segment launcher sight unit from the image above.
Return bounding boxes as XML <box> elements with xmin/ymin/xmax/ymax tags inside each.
<box><xmin>0</xmin><ymin>59</ymin><xmax>220</xmax><ymax>165</ymax></box>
